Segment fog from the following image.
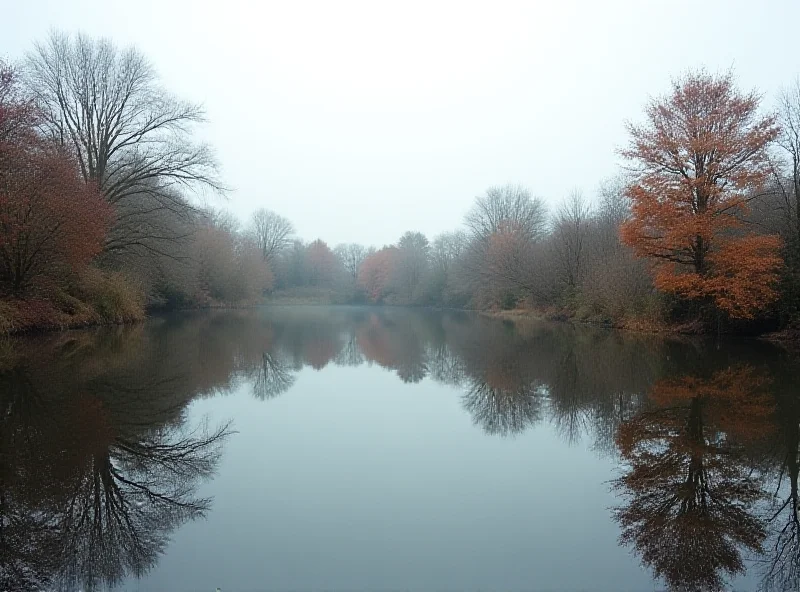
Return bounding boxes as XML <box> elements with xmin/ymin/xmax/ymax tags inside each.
<box><xmin>4</xmin><ymin>0</ymin><xmax>798</xmax><ymax>245</ymax></box>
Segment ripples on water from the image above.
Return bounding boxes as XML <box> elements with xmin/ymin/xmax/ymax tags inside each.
<box><xmin>1</xmin><ymin>306</ymin><xmax>798</xmax><ymax>592</ymax></box>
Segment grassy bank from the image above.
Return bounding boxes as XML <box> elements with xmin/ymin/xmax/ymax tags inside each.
<box><xmin>266</xmin><ymin>287</ymin><xmax>354</xmax><ymax>306</ymax></box>
<box><xmin>0</xmin><ymin>269</ymin><xmax>146</xmax><ymax>335</ymax></box>
<box><xmin>480</xmin><ymin>306</ymin><xmax>708</xmax><ymax>336</ymax></box>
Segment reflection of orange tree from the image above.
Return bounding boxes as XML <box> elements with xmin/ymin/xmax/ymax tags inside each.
<box><xmin>356</xmin><ymin>314</ymin><xmax>428</xmax><ymax>383</ymax></box>
<box><xmin>303</xmin><ymin>336</ymin><xmax>342</xmax><ymax>370</ymax></box>
<box><xmin>613</xmin><ymin>366</ymin><xmax>774</xmax><ymax>591</ymax></box>
<box><xmin>357</xmin><ymin>316</ymin><xmax>397</xmax><ymax>369</ymax></box>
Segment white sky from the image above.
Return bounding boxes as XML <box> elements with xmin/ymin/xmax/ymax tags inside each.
<box><xmin>5</xmin><ymin>0</ymin><xmax>800</xmax><ymax>246</ymax></box>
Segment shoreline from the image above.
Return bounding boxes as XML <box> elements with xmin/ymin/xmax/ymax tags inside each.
<box><xmin>479</xmin><ymin>308</ymin><xmax>793</xmax><ymax>341</ymax></box>
<box><xmin>3</xmin><ymin>300</ymin><xmax>796</xmax><ymax>342</ymax></box>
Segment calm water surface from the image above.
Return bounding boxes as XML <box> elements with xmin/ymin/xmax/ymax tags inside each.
<box><xmin>2</xmin><ymin>306</ymin><xmax>799</xmax><ymax>592</ymax></box>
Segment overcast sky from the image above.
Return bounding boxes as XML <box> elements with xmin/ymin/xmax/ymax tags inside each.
<box><xmin>5</xmin><ymin>0</ymin><xmax>800</xmax><ymax>245</ymax></box>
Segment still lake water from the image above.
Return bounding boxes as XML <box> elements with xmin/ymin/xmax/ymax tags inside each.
<box><xmin>2</xmin><ymin>306</ymin><xmax>799</xmax><ymax>592</ymax></box>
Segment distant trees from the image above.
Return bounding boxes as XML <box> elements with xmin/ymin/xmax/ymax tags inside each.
<box><xmin>305</xmin><ymin>239</ymin><xmax>338</xmax><ymax>286</ymax></box>
<box><xmin>465</xmin><ymin>184</ymin><xmax>547</xmax><ymax>241</ymax></box>
<box><xmin>460</xmin><ymin>185</ymin><xmax>547</xmax><ymax>307</ymax></box>
<box><xmin>334</xmin><ymin>243</ymin><xmax>368</xmax><ymax>282</ymax></box>
<box><xmin>395</xmin><ymin>231</ymin><xmax>430</xmax><ymax>300</ymax></box>
<box><xmin>621</xmin><ymin>70</ymin><xmax>783</xmax><ymax>319</ymax></box>
<box><xmin>553</xmin><ymin>190</ymin><xmax>591</xmax><ymax>291</ymax></box>
<box><xmin>196</xmin><ymin>211</ymin><xmax>272</xmax><ymax>303</ymax></box>
<box><xmin>0</xmin><ymin>62</ymin><xmax>111</xmax><ymax>295</ymax></box>
<box><xmin>249</xmin><ymin>208</ymin><xmax>294</xmax><ymax>263</ymax></box>
<box><xmin>774</xmin><ymin>79</ymin><xmax>800</xmax><ymax>257</ymax></box>
<box><xmin>579</xmin><ymin>178</ymin><xmax>654</xmax><ymax>319</ymax></box>
<box><xmin>429</xmin><ymin>231</ymin><xmax>468</xmax><ymax>306</ymax></box>
<box><xmin>359</xmin><ymin>247</ymin><xmax>398</xmax><ymax>303</ymax></box>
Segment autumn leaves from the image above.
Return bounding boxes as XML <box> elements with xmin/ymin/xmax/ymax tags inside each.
<box><xmin>621</xmin><ymin>71</ymin><xmax>784</xmax><ymax>319</ymax></box>
<box><xmin>0</xmin><ymin>63</ymin><xmax>111</xmax><ymax>296</ymax></box>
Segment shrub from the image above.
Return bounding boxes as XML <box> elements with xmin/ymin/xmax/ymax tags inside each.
<box><xmin>79</xmin><ymin>268</ymin><xmax>146</xmax><ymax>324</ymax></box>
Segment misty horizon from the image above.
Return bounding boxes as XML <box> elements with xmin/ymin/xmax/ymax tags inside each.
<box><xmin>6</xmin><ymin>0</ymin><xmax>800</xmax><ymax>245</ymax></box>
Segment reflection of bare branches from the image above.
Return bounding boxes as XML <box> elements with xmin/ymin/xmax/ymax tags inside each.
<box><xmin>0</xmin><ymin>352</ymin><xmax>233</xmax><ymax>592</ymax></box>
<box><xmin>759</xmin><ymin>405</ymin><xmax>800</xmax><ymax>592</ymax></box>
<box><xmin>426</xmin><ymin>343</ymin><xmax>466</xmax><ymax>387</ymax></box>
<box><xmin>334</xmin><ymin>333</ymin><xmax>364</xmax><ymax>367</ymax></box>
<box><xmin>252</xmin><ymin>351</ymin><xmax>296</xmax><ymax>400</ymax></box>
<box><xmin>760</xmin><ymin>471</ymin><xmax>800</xmax><ymax>591</ymax></box>
<box><xmin>55</xmin><ymin>418</ymin><xmax>232</xmax><ymax>591</ymax></box>
<box><xmin>0</xmin><ymin>491</ymin><xmax>61</xmax><ymax>592</ymax></box>
<box><xmin>461</xmin><ymin>379</ymin><xmax>544</xmax><ymax>437</ymax></box>
<box><xmin>0</xmin><ymin>369</ymin><xmax>64</xmax><ymax>591</ymax></box>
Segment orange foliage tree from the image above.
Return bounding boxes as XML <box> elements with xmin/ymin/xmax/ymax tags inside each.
<box><xmin>621</xmin><ymin>71</ymin><xmax>782</xmax><ymax>319</ymax></box>
<box><xmin>0</xmin><ymin>64</ymin><xmax>111</xmax><ymax>295</ymax></box>
<box><xmin>305</xmin><ymin>239</ymin><xmax>338</xmax><ymax>286</ymax></box>
<box><xmin>358</xmin><ymin>247</ymin><xmax>398</xmax><ymax>302</ymax></box>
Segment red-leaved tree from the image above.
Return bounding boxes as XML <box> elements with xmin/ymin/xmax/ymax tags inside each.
<box><xmin>621</xmin><ymin>71</ymin><xmax>783</xmax><ymax>319</ymax></box>
<box><xmin>0</xmin><ymin>63</ymin><xmax>111</xmax><ymax>295</ymax></box>
<box><xmin>305</xmin><ymin>239</ymin><xmax>338</xmax><ymax>286</ymax></box>
<box><xmin>358</xmin><ymin>247</ymin><xmax>398</xmax><ymax>303</ymax></box>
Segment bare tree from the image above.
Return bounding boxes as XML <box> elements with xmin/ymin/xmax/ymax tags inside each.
<box><xmin>465</xmin><ymin>184</ymin><xmax>547</xmax><ymax>242</ymax></box>
<box><xmin>249</xmin><ymin>208</ymin><xmax>294</xmax><ymax>263</ymax></box>
<box><xmin>580</xmin><ymin>177</ymin><xmax>653</xmax><ymax>317</ymax></box>
<box><xmin>334</xmin><ymin>243</ymin><xmax>367</xmax><ymax>281</ymax></box>
<box><xmin>430</xmin><ymin>231</ymin><xmax>467</xmax><ymax>275</ymax></box>
<box><xmin>23</xmin><ymin>31</ymin><xmax>221</xmax><ymax>257</ymax></box>
<box><xmin>771</xmin><ymin>78</ymin><xmax>800</xmax><ymax>256</ymax></box>
<box><xmin>554</xmin><ymin>189</ymin><xmax>591</xmax><ymax>290</ymax></box>
<box><xmin>395</xmin><ymin>231</ymin><xmax>430</xmax><ymax>300</ymax></box>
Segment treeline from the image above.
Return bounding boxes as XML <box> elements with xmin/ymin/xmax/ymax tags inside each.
<box><xmin>4</xmin><ymin>31</ymin><xmax>800</xmax><ymax>333</ymax></box>
<box><xmin>262</xmin><ymin>71</ymin><xmax>800</xmax><ymax>334</ymax></box>
<box><xmin>253</xmin><ymin>181</ymin><xmax>652</xmax><ymax>321</ymax></box>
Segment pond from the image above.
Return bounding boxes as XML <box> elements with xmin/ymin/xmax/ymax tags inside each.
<box><xmin>2</xmin><ymin>306</ymin><xmax>798</xmax><ymax>592</ymax></box>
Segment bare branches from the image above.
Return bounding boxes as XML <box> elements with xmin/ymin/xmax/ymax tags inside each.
<box><xmin>23</xmin><ymin>31</ymin><xmax>222</xmax><ymax>259</ymax></box>
<box><xmin>554</xmin><ymin>189</ymin><xmax>591</xmax><ymax>289</ymax></box>
<box><xmin>774</xmin><ymin>77</ymin><xmax>800</xmax><ymax>252</ymax></box>
<box><xmin>465</xmin><ymin>184</ymin><xmax>547</xmax><ymax>243</ymax></box>
<box><xmin>334</xmin><ymin>243</ymin><xmax>367</xmax><ymax>281</ymax></box>
<box><xmin>248</xmin><ymin>208</ymin><xmax>294</xmax><ymax>263</ymax></box>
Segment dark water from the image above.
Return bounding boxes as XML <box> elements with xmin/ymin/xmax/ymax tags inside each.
<box><xmin>2</xmin><ymin>306</ymin><xmax>799</xmax><ymax>592</ymax></box>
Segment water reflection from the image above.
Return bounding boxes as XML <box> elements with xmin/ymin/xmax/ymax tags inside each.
<box><xmin>2</xmin><ymin>306</ymin><xmax>800</xmax><ymax>591</ymax></box>
<box><xmin>612</xmin><ymin>367</ymin><xmax>775</xmax><ymax>591</ymax></box>
<box><xmin>206</xmin><ymin>307</ymin><xmax>667</xmax><ymax>443</ymax></box>
<box><xmin>760</xmin><ymin>357</ymin><xmax>800</xmax><ymax>592</ymax></box>
<box><xmin>0</xmin><ymin>332</ymin><xmax>232</xmax><ymax>591</ymax></box>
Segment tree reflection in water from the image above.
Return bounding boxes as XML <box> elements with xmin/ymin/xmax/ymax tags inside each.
<box><xmin>759</xmin><ymin>357</ymin><xmax>800</xmax><ymax>592</ymax></box>
<box><xmin>0</xmin><ymin>334</ymin><xmax>232</xmax><ymax>591</ymax></box>
<box><xmin>612</xmin><ymin>366</ymin><xmax>775</xmax><ymax>592</ymax></box>
<box><xmin>4</xmin><ymin>308</ymin><xmax>800</xmax><ymax>590</ymax></box>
